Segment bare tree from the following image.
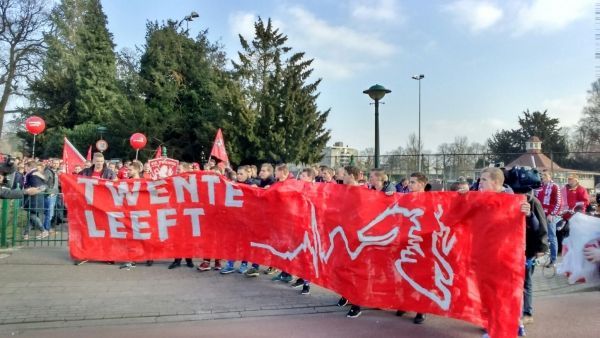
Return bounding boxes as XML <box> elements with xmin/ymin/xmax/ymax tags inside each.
<box><xmin>0</xmin><ymin>0</ymin><xmax>49</xmax><ymax>137</ymax></box>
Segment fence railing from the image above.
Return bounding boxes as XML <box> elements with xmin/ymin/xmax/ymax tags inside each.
<box><xmin>318</xmin><ymin>152</ymin><xmax>600</xmax><ymax>189</ymax></box>
<box><xmin>0</xmin><ymin>193</ymin><xmax>68</xmax><ymax>248</ymax></box>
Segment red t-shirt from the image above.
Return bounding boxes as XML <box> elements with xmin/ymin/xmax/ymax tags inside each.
<box><xmin>91</xmin><ymin>170</ymin><xmax>102</xmax><ymax>179</ymax></box>
<box><xmin>117</xmin><ymin>167</ymin><xmax>128</xmax><ymax>179</ymax></box>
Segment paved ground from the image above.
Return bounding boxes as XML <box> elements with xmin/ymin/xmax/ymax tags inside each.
<box><xmin>0</xmin><ymin>246</ymin><xmax>598</xmax><ymax>337</ymax></box>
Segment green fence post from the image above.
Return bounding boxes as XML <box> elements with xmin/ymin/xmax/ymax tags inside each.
<box><xmin>1</xmin><ymin>199</ymin><xmax>9</xmax><ymax>247</ymax></box>
<box><xmin>12</xmin><ymin>199</ymin><xmax>20</xmax><ymax>246</ymax></box>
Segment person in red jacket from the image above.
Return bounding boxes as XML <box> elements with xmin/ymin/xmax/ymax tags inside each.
<box><xmin>534</xmin><ymin>171</ymin><xmax>562</xmax><ymax>266</ymax></box>
<box><xmin>562</xmin><ymin>174</ymin><xmax>590</xmax><ymax>215</ymax></box>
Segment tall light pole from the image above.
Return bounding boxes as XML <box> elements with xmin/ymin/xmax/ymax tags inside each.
<box><xmin>412</xmin><ymin>74</ymin><xmax>424</xmax><ymax>172</ymax></box>
<box><xmin>180</xmin><ymin>11</ymin><xmax>199</xmax><ymax>31</ymax></box>
<box><xmin>363</xmin><ymin>84</ymin><xmax>391</xmax><ymax>169</ymax></box>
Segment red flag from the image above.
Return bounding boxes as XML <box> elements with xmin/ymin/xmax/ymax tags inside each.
<box><xmin>62</xmin><ymin>137</ymin><xmax>86</xmax><ymax>174</ymax></box>
<box><xmin>154</xmin><ymin>145</ymin><xmax>162</xmax><ymax>159</ymax></box>
<box><xmin>86</xmin><ymin>146</ymin><xmax>92</xmax><ymax>161</ymax></box>
<box><xmin>210</xmin><ymin>128</ymin><xmax>229</xmax><ymax>165</ymax></box>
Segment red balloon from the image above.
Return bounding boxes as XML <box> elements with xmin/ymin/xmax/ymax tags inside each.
<box><xmin>25</xmin><ymin>116</ymin><xmax>45</xmax><ymax>135</ymax></box>
<box><xmin>129</xmin><ymin>133</ymin><xmax>147</xmax><ymax>150</ymax></box>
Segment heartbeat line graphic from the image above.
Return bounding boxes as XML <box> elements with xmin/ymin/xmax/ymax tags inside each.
<box><xmin>250</xmin><ymin>202</ymin><xmax>421</xmax><ymax>278</ymax></box>
<box><xmin>394</xmin><ymin>204</ymin><xmax>457</xmax><ymax>310</ymax></box>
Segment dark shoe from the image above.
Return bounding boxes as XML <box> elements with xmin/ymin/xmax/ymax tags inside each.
<box><xmin>105</xmin><ymin>261</ymin><xmax>115</xmax><ymax>265</ymax></box>
<box><xmin>301</xmin><ymin>284</ymin><xmax>310</xmax><ymax>295</ymax></box>
<box><xmin>245</xmin><ymin>267</ymin><xmax>260</xmax><ymax>277</ymax></box>
<box><xmin>186</xmin><ymin>260</ymin><xmax>195</xmax><ymax>268</ymax></box>
<box><xmin>518</xmin><ymin>324</ymin><xmax>526</xmax><ymax>336</ymax></box>
<box><xmin>346</xmin><ymin>305</ymin><xmax>361</xmax><ymax>318</ymax></box>
<box><xmin>291</xmin><ymin>278</ymin><xmax>305</xmax><ymax>288</ymax></box>
<box><xmin>168</xmin><ymin>261</ymin><xmax>181</xmax><ymax>269</ymax></box>
<box><xmin>264</xmin><ymin>267</ymin><xmax>276</xmax><ymax>275</ymax></box>
<box><xmin>337</xmin><ymin>297</ymin><xmax>348</xmax><ymax>307</ymax></box>
<box><xmin>280</xmin><ymin>273</ymin><xmax>293</xmax><ymax>283</ymax></box>
<box><xmin>213</xmin><ymin>260</ymin><xmax>222</xmax><ymax>270</ymax></box>
<box><xmin>396</xmin><ymin>310</ymin><xmax>406</xmax><ymax>317</ymax></box>
<box><xmin>146</xmin><ymin>260</ymin><xmax>153</xmax><ymax>266</ymax></box>
<box><xmin>414</xmin><ymin>313</ymin><xmax>426</xmax><ymax>324</ymax></box>
<box><xmin>74</xmin><ymin>260</ymin><xmax>88</xmax><ymax>266</ymax></box>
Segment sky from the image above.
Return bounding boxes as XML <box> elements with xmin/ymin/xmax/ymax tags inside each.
<box><xmin>99</xmin><ymin>0</ymin><xmax>596</xmax><ymax>153</ymax></box>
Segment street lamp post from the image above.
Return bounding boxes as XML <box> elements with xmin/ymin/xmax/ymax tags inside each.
<box><xmin>363</xmin><ymin>84</ymin><xmax>391</xmax><ymax>169</ymax></box>
<box><xmin>180</xmin><ymin>11</ymin><xmax>199</xmax><ymax>31</ymax></box>
<box><xmin>411</xmin><ymin>74</ymin><xmax>424</xmax><ymax>172</ymax></box>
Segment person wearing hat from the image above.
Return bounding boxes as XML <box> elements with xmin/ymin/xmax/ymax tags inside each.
<box><xmin>557</xmin><ymin>174</ymin><xmax>589</xmax><ymax>254</ymax></box>
<box><xmin>561</xmin><ymin>174</ymin><xmax>590</xmax><ymax>215</ymax></box>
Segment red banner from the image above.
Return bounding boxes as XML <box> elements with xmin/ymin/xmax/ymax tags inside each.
<box><xmin>60</xmin><ymin>172</ymin><xmax>525</xmax><ymax>338</ymax></box>
<box><xmin>147</xmin><ymin>157</ymin><xmax>179</xmax><ymax>179</ymax></box>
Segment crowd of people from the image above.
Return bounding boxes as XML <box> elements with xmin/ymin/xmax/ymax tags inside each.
<box><xmin>4</xmin><ymin>150</ymin><xmax>600</xmax><ymax>337</ymax></box>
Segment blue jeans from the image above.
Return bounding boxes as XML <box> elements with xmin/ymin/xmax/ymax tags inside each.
<box><xmin>43</xmin><ymin>195</ymin><xmax>57</xmax><ymax>231</ymax></box>
<box><xmin>523</xmin><ymin>259</ymin><xmax>535</xmax><ymax>316</ymax></box>
<box><xmin>547</xmin><ymin>217</ymin><xmax>558</xmax><ymax>262</ymax></box>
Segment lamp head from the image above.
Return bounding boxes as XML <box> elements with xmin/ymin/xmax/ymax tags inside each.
<box><xmin>412</xmin><ymin>74</ymin><xmax>425</xmax><ymax>80</ymax></box>
<box><xmin>363</xmin><ymin>84</ymin><xmax>391</xmax><ymax>101</ymax></box>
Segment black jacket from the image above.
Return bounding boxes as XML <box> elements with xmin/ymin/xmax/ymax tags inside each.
<box><xmin>80</xmin><ymin>166</ymin><xmax>116</xmax><ymax>180</ymax></box>
<box><xmin>258</xmin><ymin>176</ymin><xmax>275</xmax><ymax>188</ymax></box>
<box><xmin>525</xmin><ymin>192</ymin><xmax>549</xmax><ymax>259</ymax></box>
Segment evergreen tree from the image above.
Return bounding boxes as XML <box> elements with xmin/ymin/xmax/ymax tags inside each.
<box><xmin>232</xmin><ymin>17</ymin><xmax>330</xmax><ymax>164</ymax></box>
<box><xmin>137</xmin><ymin>21</ymin><xmax>250</xmax><ymax>163</ymax></box>
<box><xmin>487</xmin><ymin>110</ymin><xmax>569</xmax><ymax>165</ymax></box>
<box><xmin>26</xmin><ymin>0</ymin><xmax>126</xmax><ymax>157</ymax></box>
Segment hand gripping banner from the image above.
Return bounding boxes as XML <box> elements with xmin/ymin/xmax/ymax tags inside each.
<box><xmin>60</xmin><ymin>172</ymin><xmax>525</xmax><ymax>338</ymax></box>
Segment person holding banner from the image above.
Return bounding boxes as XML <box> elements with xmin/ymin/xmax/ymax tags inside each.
<box><xmin>221</xmin><ymin>166</ymin><xmax>255</xmax><ymax>275</ymax></box>
<box><xmin>336</xmin><ymin>165</ymin><xmax>368</xmax><ymax>318</ymax></box>
<box><xmin>80</xmin><ymin>153</ymin><xmax>115</xmax><ymax>180</ymax></box>
<box><xmin>169</xmin><ymin>162</ymin><xmax>195</xmax><ymax>270</ymax></box>
<box><xmin>270</xmin><ymin>164</ymin><xmax>295</xmax><ymax>283</ymax></box>
<box><xmin>396</xmin><ymin>172</ymin><xmax>426</xmax><ymax>324</ymax></box>
<box><xmin>246</xmin><ymin>163</ymin><xmax>277</xmax><ymax>277</ymax></box>
<box><xmin>289</xmin><ymin>168</ymin><xmax>318</xmax><ymax>295</ymax></box>
<box><xmin>478</xmin><ymin>167</ymin><xmax>547</xmax><ymax>337</ymax></box>
<box><xmin>119</xmin><ymin>161</ymin><xmax>154</xmax><ymax>270</ymax></box>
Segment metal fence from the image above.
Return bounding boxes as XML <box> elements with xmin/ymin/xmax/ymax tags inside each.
<box><xmin>0</xmin><ymin>193</ymin><xmax>68</xmax><ymax>248</ymax></box>
<box><xmin>319</xmin><ymin>152</ymin><xmax>600</xmax><ymax>190</ymax></box>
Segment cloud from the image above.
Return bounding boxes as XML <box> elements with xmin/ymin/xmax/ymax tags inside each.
<box><xmin>227</xmin><ymin>7</ymin><xmax>397</xmax><ymax>80</ymax></box>
<box><xmin>444</xmin><ymin>0</ymin><xmax>503</xmax><ymax>32</ymax></box>
<box><xmin>541</xmin><ymin>94</ymin><xmax>587</xmax><ymax>127</ymax></box>
<box><xmin>514</xmin><ymin>0</ymin><xmax>594</xmax><ymax>35</ymax></box>
<box><xmin>286</xmin><ymin>7</ymin><xmax>395</xmax><ymax>58</ymax></box>
<box><xmin>350</xmin><ymin>0</ymin><xmax>402</xmax><ymax>23</ymax></box>
<box><xmin>283</xmin><ymin>6</ymin><xmax>397</xmax><ymax>79</ymax></box>
<box><xmin>228</xmin><ymin>11</ymin><xmax>256</xmax><ymax>40</ymax></box>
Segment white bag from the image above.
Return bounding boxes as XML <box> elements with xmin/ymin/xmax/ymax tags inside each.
<box><xmin>556</xmin><ymin>213</ymin><xmax>600</xmax><ymax>284</ymax></box>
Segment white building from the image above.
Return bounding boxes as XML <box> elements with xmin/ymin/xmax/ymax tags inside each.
<box><xmin>320</xmin><ymin>142</ymin><xmax>359</xmax><ymax>169</ymax></box>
